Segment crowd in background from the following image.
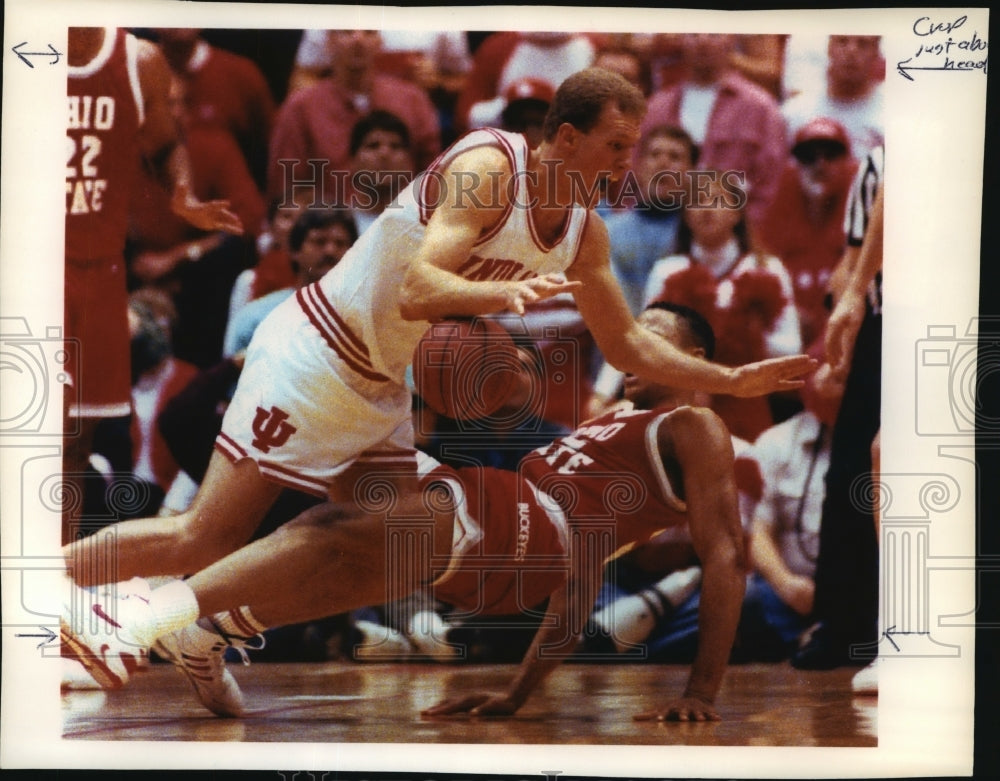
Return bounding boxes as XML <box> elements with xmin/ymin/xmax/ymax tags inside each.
<box><xmin>76</xmin><ymin>28</ymin><xmax>883</xmax><ymax>670</ymax></box>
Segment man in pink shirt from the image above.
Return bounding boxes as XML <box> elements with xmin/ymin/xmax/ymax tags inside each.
<box><xmin>640</xmin><ymin>34</ymin><xmax>787</xmax><ymax>234</ymax></box>
<box><xmin>267</xmin><ymin>30</ymin><xmax>441</xmax><ymax>205</ymax></box>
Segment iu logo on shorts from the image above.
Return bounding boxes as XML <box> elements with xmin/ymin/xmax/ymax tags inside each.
<box><xmin>251</xmin><ymin>405</ymin><xmax>298</xmax><ymax>453</ymax></box>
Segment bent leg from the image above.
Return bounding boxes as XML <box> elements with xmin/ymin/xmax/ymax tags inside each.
<box><xmin>736</xmin><ymin>574</ymin><xmax>807</xmax><ymax>661</ymax></box>
<box><xmin>186</xmin><ymin>488</ymin><xmax>457</xmax><ymax>629</ymax></box>
<box><xmin>64</xmin><ymin>450</ymin><xmax>281</xmax><ymax>586</ymax></box>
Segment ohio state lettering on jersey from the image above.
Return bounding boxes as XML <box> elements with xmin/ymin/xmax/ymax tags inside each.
<box><xmin>520</xmin><ymin>406</ymin><xmax>686</xmax><ymax>519</ymax></box>
<box><xmin>533</xmin><ymin>409</ymin><xmax>645</xmax><ymax>475</ymax></box>
<box><xmin>65</xmin><ymin>28</ymin><xmax>143</xmax><ymax>263</ymax></box>
<box><xmin>66</xmin><ymin>96</ymin><xmax>116</xmax><ymax>215</ymax></box>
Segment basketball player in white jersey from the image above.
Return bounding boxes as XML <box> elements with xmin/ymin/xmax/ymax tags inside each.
<box><xmin>61</xmin><ymin>68</ymin><xmax>815</xmax><ymax>700</ymax></box>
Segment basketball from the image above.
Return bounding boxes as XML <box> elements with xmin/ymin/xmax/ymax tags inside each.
<box><xmin>413</xmin><ymin>318</ymin><xmax>521</xmax><ymax>420</ymax></box>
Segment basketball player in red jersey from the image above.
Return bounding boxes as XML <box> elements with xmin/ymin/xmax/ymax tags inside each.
<box><xmin>64</xmin><ymin>27</ymin><xmax>242</xmax><ymax>542</ymax></box>
<box><xmin>65</xmin><ymin>303</ymin><xmax>748</xmax><ymax>722</ymax></box>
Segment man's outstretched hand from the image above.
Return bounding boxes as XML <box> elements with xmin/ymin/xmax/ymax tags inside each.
<box><xmin>729</xmin><ymin>354</ymin><xmax>819</xmax><ymax>397</ymax></box>
<box><xmin>171</xmin><ymin>182</ymin><xmax>244</xmax><ymax>235</ymax></box>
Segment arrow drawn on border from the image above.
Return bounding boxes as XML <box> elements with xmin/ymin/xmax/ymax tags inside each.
<box><xmin>12</xmin><ymin>42</ymin><xmax>62</xmax><ymax>68</ymax></box>
<box><xmin>897</xmin><ymin>56</ymin><xmax>988</xmax><ymax>81</ymax></box>
<box><xmin>16</xmin><ymin>626</ymin><xmax>58</xmax><ymax>648</ymax></box>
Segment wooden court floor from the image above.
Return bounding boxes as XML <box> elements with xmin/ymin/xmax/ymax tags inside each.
<box><xmin>63</xmin><ymin>660</ymin><xmax>876</xmax><ymax>746</ymax></box>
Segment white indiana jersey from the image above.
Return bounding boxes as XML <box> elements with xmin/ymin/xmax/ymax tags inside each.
<box><xmin>303</xmin><ymin>128</ymin><xmax>590</xmax><ymax>384</ymax></box>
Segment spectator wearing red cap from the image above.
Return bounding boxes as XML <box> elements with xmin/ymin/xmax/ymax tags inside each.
<box><xmin>782</xmin><ymin>36</ymin><xmax>884</xmax><ymax>164</ymax></box>
<box><xmin>456</xmin><ymin>32</ymin><xmax>596</xmax><ymax>133</ymax></box>
<box><xmin>757</xmin><ymin>117</ymin><xmax>858</xmax><ymax>347</ymax></box>
<box><xmin>498</xmin><ymin>78</ymin><xmax>555</xmax><ymax>147</ymax></box>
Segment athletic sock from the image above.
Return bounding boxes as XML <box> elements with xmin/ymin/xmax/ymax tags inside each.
<box><xmin>206</xmin><ymin>606</ymin><xmax>268</xmax><ymax>639</ymax></box>
<box><xmin>591</xmin><ymin>594</ymin><xmax>657</xmax><ymax>650</ymax></box>
<box><xmin>651</xmin><ymin>566</ymin><xmax>702</xmax><ymax>609</ymax></box>
<box><xmin>137</xmin><ymin>580</ymin><xmax>200</xmax><ymax>647</ymax></box>
<box><xmin>590</xmin><ymin>567</ymin><xmax>703</xmax><ymax>653</ymax></box>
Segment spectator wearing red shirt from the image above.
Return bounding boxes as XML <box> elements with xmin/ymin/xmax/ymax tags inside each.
<box><xmin>129</xmin><ymin>73</ymin><xmax>266</xmax><ymax>266</ymax></box>
<box><xmin>267</xmin><ymin>30</ymin><xmax>440</xmax><ymax>205</ymax></box>
<box><xmin>641</xmin><ymin>34</ymin><xmax>787</xmax><ymax>235</ymax></box>
<box><xmin>155</xmin><ymin>28</ymin><xmax>276</xmax><ymax>190</ymax></box>
<box><xmin>757</xmin><ymin>117</ymin><xmax>858</xmax><ymax>347</ymax></box>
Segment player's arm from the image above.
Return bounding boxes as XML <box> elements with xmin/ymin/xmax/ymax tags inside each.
<box><xmin>134</xmin><ymin>37</ymin><xmax>243</xmax><ymax>235</ymax></box>
<box><xmin>567</xmin><ymin>217</ymin><xmax>816</xmax><ymax>398</ymax></box>
<box><xmin>825</xmin><ymin>184</ymin><xmax>883</xmax><ymax>379</ymax></box>
<box><xmin>398</xmin><ymin>146</ymin><xmax>580</xmax><ymax>322</ymax></box>
<box><xmin>635</xmin><ymin>407</ymin><xmax>746</xmax><ymax>722</ymax></box>
<box><xmin>421</xmin><ymin>532</ymin><xmax>605</xmax><ymax>719</ymax></box>
<box><xmin>750</xmin><ymin>515</ymin><xmax>814</xmax><ymax>617</ymax></box>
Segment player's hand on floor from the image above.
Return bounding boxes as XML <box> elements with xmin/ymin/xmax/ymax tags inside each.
<box><xmin>421</xmin><ymin>693</ymin><xmax>520</xmax><ymax>719</ymax></box>
<box><xmin>634</xmin><ymin>696</ymin><xmax>721</xmax><ymax>723</ymax></box>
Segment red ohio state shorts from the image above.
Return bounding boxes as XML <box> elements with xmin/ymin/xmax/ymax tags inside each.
<box><xmin>64</xmin><ymin>257</ymin><xmax>131</xmax><ymax>418</ymax></box>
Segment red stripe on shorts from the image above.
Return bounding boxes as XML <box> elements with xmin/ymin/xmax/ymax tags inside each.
<box><xmin>296</xmin><ymin>286</ymin><xmax>389</xmax><ymax>383</ymax></box>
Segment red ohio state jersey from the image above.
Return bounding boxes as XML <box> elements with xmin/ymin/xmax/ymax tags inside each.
<box><xmin>65</xmin><ymin>28</ymin><xmax>143</xmax><ymax>264</ymax></box>
<box><xmin>432</xmin><ymin>405</ymin><xmax>693</xmax><ymax>616</ymax></box>
<box><xmin>519</xmin><ymin>405</ymin><xmax>690</xmax><ymax>522</ymax></box>
<box><xmin>431</xmin><ymin>466</ymin><xmax>569</xmax><ymax>616</ymax></box>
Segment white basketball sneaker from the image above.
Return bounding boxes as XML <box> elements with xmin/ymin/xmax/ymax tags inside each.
<box><xmin>406</xmin><ymin>610</ymin><xmax>459</xmax><ymax>662</ymax></box>
<box><xmin>352</xmin><ymin>620</ymin><xmax>412</xmax><ymax>660</ymax></box>
<box><xmin>60</xmin><ymin>578</ymin><xmax>154</xmax><ymax>690</ymax></box>
<box><xmin>152</xmin><ymin>619</ymin><xmax>264</xmax><ymax>718</ymax></box>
